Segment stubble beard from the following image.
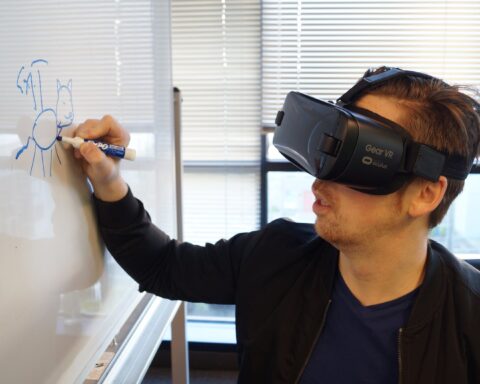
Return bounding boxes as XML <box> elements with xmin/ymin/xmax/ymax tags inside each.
<box><xmin>313</xmin><ymin>194</ymin><xmax>405</xmax><ymax>250</ymax></box>
<box><xmin>314</xmin><ymin>212</ymin><xmax>364</xmax><ymax>249</ymax></box>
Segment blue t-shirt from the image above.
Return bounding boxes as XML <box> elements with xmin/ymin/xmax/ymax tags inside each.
<box><xmin>300</xmin><ymin>272</ymin><xmax>418</xmax><ymax>384</ymax></box>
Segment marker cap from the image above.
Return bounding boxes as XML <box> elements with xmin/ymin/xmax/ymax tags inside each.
<box><xmin>124</xmin><ymin>148</ymin><xmax>136</xmax><ymax>161</ymax></box>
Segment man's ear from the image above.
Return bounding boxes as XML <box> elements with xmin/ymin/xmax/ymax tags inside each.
<box><xmin>408</xmin><ymin>176</ymin><xmax>448</xmax><ymax>218</ymax></box>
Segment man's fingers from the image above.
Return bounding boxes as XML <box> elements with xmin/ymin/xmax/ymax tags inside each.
<box><xmin>74</xmin><ymin>115</ymin><xmax>130</xmax><ymax>146</ymax></box>
<box><xmin>97</xmin><ymin>115</ymin><xmax>130</xmax><ymax>146</ymax></box>
<box><xmin>74</xmin><ymin>119</ymin><xmax>102</xmax><ymax>139</ymax></box>
<box><xmin>70</xmin><ymin>116</ymin><xmax>126</xmax><ymax>202</ymax></box>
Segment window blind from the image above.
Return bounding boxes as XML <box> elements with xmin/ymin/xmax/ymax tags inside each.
<box><xmin>171</xmin><ymin>0</ymin><xmax>261</xmax><ymax>243</ymax></box>
<box><xmin>262</xmin><ymin>0</ymin><xmax>480</xmax><ymax>126</ymax></box>
<box><xmin>172</xmin><ymin>0</ymin><xmax>261</xmax><ymax>163</ymax></box>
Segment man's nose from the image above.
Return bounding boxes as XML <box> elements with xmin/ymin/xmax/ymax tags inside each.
<box><xmin>311</xmin><ymin>178</ymin><xmax>335</xmax><ymax>192</ymax></box>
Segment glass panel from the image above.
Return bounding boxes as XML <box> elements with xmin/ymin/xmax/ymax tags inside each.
<box><xmin>187</xmin><ymin>303</ymin><xmax>235</xmax><ymax>320</ymax></box>
<box><xmin>183</xmin><ymin>169</ymin><xmax>260</xmax><ymax>245</ymax></box>
<box><xmin>431</xmin><ymin>174</ymin><xmax>480</xmax><ymax>256</ymax></box>
<box><xmin>266</xmin><ymin>132</ymin><xmax>287</xmax><ymax>162</ymax></box>
<box><xmin>268</xmin><ymin>171</ymin><xmax>316</xmax><ymax>223</ymax></box>
<box><xmin>183</xmin><ymin>169</ymin><xmax>260</xmax><ymax>325</ymax></box>
<box><xmin>171</xmin><ymin>0</ymin><xmax>261</xmax><ymax>340</ymax></box>
<box><xmin>267</xmin><ymin>171</ymin><xmax>480</xmax><ymax>257</ymax></box>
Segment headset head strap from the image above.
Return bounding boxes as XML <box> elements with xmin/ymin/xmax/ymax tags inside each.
<box><xmin>337</xmin><ymin>67</ymin><xmax>435</xmax><ymax>106</ymax></box>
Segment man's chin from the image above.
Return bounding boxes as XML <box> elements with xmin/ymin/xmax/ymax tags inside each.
<box><xmin>314</xmin><ymin>219</ymin><xmax>338</xmax><ymax>243</ymax></box>
<box><xmin>314</xmin><ymin>219</ymin><xmax>355</xmax><ymax>248</ymax></box>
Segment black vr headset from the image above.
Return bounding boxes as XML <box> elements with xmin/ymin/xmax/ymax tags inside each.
<box><xmin>273</xmin><ymin>67</ymin><xmax>472</xmax><ymax>195</ymax></box>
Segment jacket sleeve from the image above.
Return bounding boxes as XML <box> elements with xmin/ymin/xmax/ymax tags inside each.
<box><xmin>93</xmin><ymin>188</ymin><xmax>261</xmax><ymax>304</ymax></box>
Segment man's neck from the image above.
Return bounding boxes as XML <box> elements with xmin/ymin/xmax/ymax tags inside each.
<box><xmin>338</xmin><ymin>227</ymin><xmax>428</xmax><ymax>306</ymax></box>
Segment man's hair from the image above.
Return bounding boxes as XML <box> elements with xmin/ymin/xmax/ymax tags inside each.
<box><xmin>360</xmin><ymin>67</ymin><xmax>480</xmax><ymax>228</ymax></box>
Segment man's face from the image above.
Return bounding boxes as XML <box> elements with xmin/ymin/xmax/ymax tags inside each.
<box><xmin>311</xmin><ymin>94</ymin><xmax>413</xmax><ymax>248</ymax></box>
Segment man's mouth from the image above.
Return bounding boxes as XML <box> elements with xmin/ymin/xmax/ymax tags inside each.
<box><xmin>312</xmin><ymin>195</ymin><xmax>332</xmax><ymax>214</ymax></box>
<box><xmin>316</xmin><ymin>198</ymin><xmax>330</xmax><ymax>206</ymax></box>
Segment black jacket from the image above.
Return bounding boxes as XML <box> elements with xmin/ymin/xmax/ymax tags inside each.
<box><xmin>94</xmin><ymin>189</ymin><xmax>480</xmax><ymax>384</ymax></box>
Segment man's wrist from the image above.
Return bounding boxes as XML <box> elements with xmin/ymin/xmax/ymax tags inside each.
<box><xmin>92</xmin><ymin>177</ymin><xmax>129</xmax><ymax>202</ymax></box>
<box><xmin>93</xmin><ymin>185</ymin><xmax>140</xmax><ymax>229</ymax></box>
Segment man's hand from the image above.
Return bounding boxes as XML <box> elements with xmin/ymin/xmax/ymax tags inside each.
<box><xmin>73</xmin><ymin>115</ymin><xmax>129</xmax><ymax>202</ymax></box>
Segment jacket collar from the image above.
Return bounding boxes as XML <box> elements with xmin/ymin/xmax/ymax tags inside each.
<box><xmin>404</xmin><ymin>242</ymin><xmax>446</xmax><ymax>331</ymax></box>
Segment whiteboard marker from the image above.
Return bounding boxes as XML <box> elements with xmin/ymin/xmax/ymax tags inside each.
<box><xmin>57</xmin><ymin>136</ymin><xmax>136</xmax><ymax>161</ymax></box>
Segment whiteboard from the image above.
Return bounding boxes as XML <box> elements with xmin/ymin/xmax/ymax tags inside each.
<box><xmin>0</xmin><ymin>1</ymin><xmax>176</xmax><ymax>383</ymax></box>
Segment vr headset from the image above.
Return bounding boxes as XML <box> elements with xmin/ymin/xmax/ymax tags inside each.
<box><xmin>273</xmin><ymin>67</ymin><xmax>472</xmax><ymax>195</ymax></box>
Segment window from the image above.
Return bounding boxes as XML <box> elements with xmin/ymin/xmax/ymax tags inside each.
<box><xmin>261</xmin><ymin>0</ymin><xmax>480</xmax><ymax>257</ymax></box>
<box><xmin>171</xmin><ymin>0</ymin><xmax>261</xmax><ymax>331</ymax></box>
<box><xmin>171</xmin><ymin>0</ymin><xmax>480</xmax><ymax>344</ymax></box>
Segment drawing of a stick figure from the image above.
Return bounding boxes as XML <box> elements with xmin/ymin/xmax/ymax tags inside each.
<box><xmin>15</xmin><ymin>59</ymin><xmax>74</xmax><ymax>176</ymax></box>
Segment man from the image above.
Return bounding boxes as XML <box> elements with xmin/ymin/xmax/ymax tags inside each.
<box><xmin>72</xmin><ymin>67</ymin><xmax>480</xmax><ymax>383</ymax></box>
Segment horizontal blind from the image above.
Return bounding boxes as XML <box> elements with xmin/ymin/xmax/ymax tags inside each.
<box><xmin>171</xmin><ymin>0</ymin><xmax>261</xmax><ymax>243</ymax></box>
<box><xmin>172</xmin><ymin>0</ymin><xmax>261</xmax><ymax>162</ymax></box>
<box><xmin>262</xmin><ymin>0</ymin><xmax>480</xmax><ymax>126</ymax></box>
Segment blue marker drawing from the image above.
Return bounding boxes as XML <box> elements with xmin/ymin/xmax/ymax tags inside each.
<box><xmin>15</xmin><ymin>60</ymin><xmax>74</xmax><ymax>176</ymax></box>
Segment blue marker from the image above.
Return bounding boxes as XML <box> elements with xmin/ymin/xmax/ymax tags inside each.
<box><xmin>57</xmin><ymin>136</ymin><xmax>136</xmax><ymax>161</ymax></box>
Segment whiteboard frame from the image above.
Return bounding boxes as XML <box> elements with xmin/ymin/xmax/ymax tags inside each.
<box><xmin>99</xmin><ymin>297</ymin><xmax>181</xmax><ymax>384</ymax></box>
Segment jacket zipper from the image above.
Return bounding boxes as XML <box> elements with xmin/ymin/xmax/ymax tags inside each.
<box><xmin>294</xmin><ymin>299</ymin><xmax>332</xmax><ymax>384</ymax></box>
<box><xmin>398</xmin><ymin>328</ymin><xmax>404</xmax><ymax>384</ymax></box>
